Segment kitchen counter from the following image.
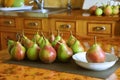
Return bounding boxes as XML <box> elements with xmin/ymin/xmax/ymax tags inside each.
<box><xmin>0</xmin><ymin>9</ymin><xmax>119</xmax><ymax>21</ymax></box>
<box><xmin>0</xmin><ymin>36</ymin><xmax>120</xmax><ymax>80</ymax></box>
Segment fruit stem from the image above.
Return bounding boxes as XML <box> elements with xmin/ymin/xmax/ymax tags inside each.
<box><xmin>94</xmin><ymin>36</ymin><xmax>97</xmax><ymax>44</ymax></box>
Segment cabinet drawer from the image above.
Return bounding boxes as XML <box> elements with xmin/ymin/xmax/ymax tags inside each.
<box><xmin>24</xmin><ymin>19</ymin><xmax>42</xmax><ymax>29</ymax></box>
<box><xmin>87</xmin><ymin>22</ymin><xmax>112</xmax><ymax>36</ymax></box>
<box><xmin>55</xmin><ymin>21</ymin><xmax>76</xmax><ymax>32</ymax></box>
<box><xmin>0</xmin><ymin>18</ymin><xmax>16</xmax><ymax>27</ymax></box>
<box><xmin>0</xmin><ymin>32</ymin><xmax>18</xmax><ymax>49</ymax></box>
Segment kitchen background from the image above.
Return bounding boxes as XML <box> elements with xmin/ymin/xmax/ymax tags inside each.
<box><xmin>0</xmin><ymin>0</ymin><xmax>84</xmax><ymax>8</ymax></box>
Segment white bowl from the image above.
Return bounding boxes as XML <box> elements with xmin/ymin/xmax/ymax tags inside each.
<box><xmin>72</xmin><ymin>52</ymin><xmax>118</xmax><ymax>71</ymax></box>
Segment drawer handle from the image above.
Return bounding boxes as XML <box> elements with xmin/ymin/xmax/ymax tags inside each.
<box><xmin>28</xmin><ymin>22</ymin><xmax>38</xmax><ymax>26</ymax></box>
<box><xmin>4</xmin><ymin>21</ymin><xmax>12</xmax><ymax>25</ymax></box>
<box><xmin>93</xmin><ymin>26</ymin><xmax>106</xmax><ymax>31</ymax></box>
<box><xmin>60</xmin><ymin>24</ymin><xmax>71</xmax><ymax>29</ymax></box>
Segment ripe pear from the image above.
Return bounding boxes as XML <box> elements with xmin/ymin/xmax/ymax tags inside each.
<box><xmin>67</xmin><ymin>31</ymin><xmax>76</xmax><ymax>47</ymax></box>
<box><xmin>70</xmin><ymin>39</ymin><xmax>84</xmax><ymax>54</ymax></box>
<box><xmin>10</xmin><ymin>41</ymin><xmax>26</xmax><ymax>61</ymax></box>
<box><xmin>39</xmin><ymin>38</ymin><xmax>57</xmax><ymax>63</ymax></box>
<box><xmin>48</xmin><ymin>31</ymin><xmax>55</xmax><ymax>43</ymax></box>
<box><xmin>21</xmin><ymin>34</ymin><xmax>34</xmax><ymax>49</ymax></box>
<box><xmin>89</xmin><ymin>5</ymin><xmax>97</xmax><ymax>15</ymax></box>
<box><xmin>57</xmin><ymin>42</ymin><xmax>73</xmax><ymax>62</ymax></box>
<box><xmin>27</xmin><ymin>42</ymin><xmax>40</xmax><ymax>61</ymax></box>
<box><xmin>103</xmin><ymin>5</ymin><xmax>113</xmax><ymax>16</ymax></box>
<box><xmin>86</xmin><ymin>43</ymin><xmax>106</xmax><ymax>63</ymax></box>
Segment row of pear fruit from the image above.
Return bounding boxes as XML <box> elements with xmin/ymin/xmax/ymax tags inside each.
<box><xmin>89</xmin><ymin>2</ymin><xmax>120</xmax><ymax>16</ymax></box>
<box><xmin>7</xmin><ymin>30</ymin><xmax>85</xmax><ymax>63</ymax></box>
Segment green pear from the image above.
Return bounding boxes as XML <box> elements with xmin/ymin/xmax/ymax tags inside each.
<box><xmin>112</xmin><ymin>5</ymin><xmax>119</xmax><ymax>15</ymax></box>
<box><xmin>32</xmin><ymin>31</ymin><xmax>41</xmax><ymax>44</ymax></box>
<box><xmin>86</xmin><ymin>43</ymin><xmax>106</xmax><ymax>63</ymax></box>
<box><xmin>67</xmin><ymin>31</ymin><xmax>76</xmax><ymax>47</ymax></box>
<box><xmin>57</xmin><ymin>42</ymin><xmax>73</xmax><ymax>62</ymax></box>
<box><xmin>38</xmin><ymin>36</ymin><xmax>44</xmax><ymax>48</ymax></box>
<box><xmin>52</xmin><ymin>30</ymin><xmax>61</xmax><ymax>47</ymax></box>
<box><xmin>7</xmin><ymin>39</ymin><xmax>15</xmax><ymax>54</ymax></box>
<box><xmin>12</xmin><ymin>0</ymin><xmax>24</xmax><ymax>7</ymax></box>
<box><xmin>39</xmin><ymin>38</ymin><xmax>56</xmax><ymax>63</ymax></box>
<box><xmin>27</xmin><ymin>42</ymin><xmax>40</xmax><ymax>61</ymax></box>
<box><xmin>70</xmin><ymin>39</ymin><xmax>84</xmax><ymax>54</ymax></box>
<box><xmin>10</xmin><ymin>41</ymin><xmax>26</xmax><ymax>61</ymax></box>
<box><xmin>95</xmin><ymin>7</ymin><xmax>103</xmax><ymax>16</ymax></box>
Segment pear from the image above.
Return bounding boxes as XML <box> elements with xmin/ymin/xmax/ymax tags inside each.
<box><xmin>86</xmin><ymin>36</ymin><xmax>106</xmax><ymax>63</ymax></box>
<box><xmin>27</xmin><ymin>42</ymin><xmax>40</xmax><ymax>61</ymax></box>
<box><xmin>38</xmin><ymin>32</ymin><xmax>48</xmax><ymax>48</ymax></box>
<box><xmin>10</xmin><ymin>41</ymin><xmax>26</xmax><ymax>61</ymax></box>
<box><xmin>103</xmin><ymin>5</ymin><xmax>113</xmax><ymax>16</ymax></box>
<box><xmin>95</xmin><ymin>7</ymin><xmax>103</xmax><ymax>16</ymax></box>
<box><xmin>54</xmin><ymin>38</ymin><xmax>66</xmax><ymax>52</ymax></box>
<box><xmin>70</xmin><ymin>39</ymin><xmax>84</xmax><ymax>54</ymax></box>
<box><xmin>39</xmin><ymin>37</ymin><xmax>56</xmax><ymax>63</ymax></box>
<box><xmin>32</xmin><ymin>31</ymin><xmax>41</xmax><ymax>44</ymax></box>
<box><xmin>66</xmin><ymin>31</ymin><xmax>76</xmax><ymax>47</ymax></box>
<box><xmin>52</xmin><ymin>30</ymin><xmax>61</xmax><ymax>47</ymax></box>
<box><xmin>48</xmin><ymin>31</ymin><xmax>55</xmax><ymax>43</ymax></box>
<box><xmin>89</xmin><ymin>5</ymin><xmax>97</xmax><ymax>15</ymax></box>
<box><xmin>7</xmin><ymin>39</ymin><xmax>15</xmax><ymax>54</ymax></box>
<box><xmin>21</xmin><ymin>34</ymin><xmax>34</xmax><ymax>49</ymax></box>
<box><xmin>112</xmin><ymin>5</ymin><xmax>119</xmax><ymax>15</ymax></box>
<box><xmin>57</xmin><ymin>42</ymin><xmax>73</xmax><ymax>62</ymax></box>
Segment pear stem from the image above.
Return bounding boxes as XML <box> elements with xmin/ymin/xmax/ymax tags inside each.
<box><xmin>70</xmin><ymin>30</ymin><xmax>72</xmax><ymax>35</ymax></box>
<box><xmin>57</xmin><ymin>29</ymin><xmax>60</xmax><ymax>36</ymax></box>
<box><xmin>94</xmin><ymin>36</ymin><xmax>97</xmax><ymax>44</ymax></box>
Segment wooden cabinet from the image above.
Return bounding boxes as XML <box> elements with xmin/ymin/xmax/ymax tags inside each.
<box><xmin>49</xmin><ymin>19</ymin><xmax>77</xmax><ymax>39</ymax></box>
<box><xmin>0</xmin><ymin>17</ymin><xmax>49</xmax><ymax>50</ymax></box>
<box><xmin>0</xmin><ymin>32</ymin><xmax>18</xmax><ymax>49</ymax></box>
<box><xmin>76</xmin><ymin>20</ymin><xmax>116</xmax><ymax>37</ymax></box>
<box><xmin>0</xmin><ymin>17</ymin><xmax>21</xmax><ymax>50</ymax></box>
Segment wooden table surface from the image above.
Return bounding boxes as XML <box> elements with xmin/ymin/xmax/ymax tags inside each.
<box><xmin>0</xmin><ymin>36</ymin><xmax>120</xmax><ymax>80</ymax></box>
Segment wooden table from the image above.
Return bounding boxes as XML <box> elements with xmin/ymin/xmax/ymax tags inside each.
<box><xmin>1</xmin><ymin>37</ymin><xmax>120</xmax><ymax>80</ymax></box>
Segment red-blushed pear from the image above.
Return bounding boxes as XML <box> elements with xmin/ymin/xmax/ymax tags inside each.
<box><xmin>48</xmin><ymin>31</ymin><xmax>55</xmax><ymax>43</ymax></box>
<box><xmin>86</xmin><ymin>36</ymin><xmax>106</xmax><ymax>63</ymax></box>
<box><xmin>103</xmin><ymin>5</ymin><xmax>113</xmax><ymax>16</ymax></box>
<box><xmin>89</xmin><ymin>5</ymin><xmax>97</xmax><ymax>15</ymax></box>
<box><xmin>21</xmin><ymin>32</ymin><xmax>34</xmax><ymax>50</ymax></box>
<box><xmin>39</xmin><ymin>37</ymin><xmax>57</xmax><ymax>63</ymax></box>
<box><xmin>10</xmin><ymin>41</ymin><xmax>26</xmax><ymax>61</ymax></box>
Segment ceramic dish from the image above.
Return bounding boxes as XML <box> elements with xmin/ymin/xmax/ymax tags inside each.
<box><xmin>72</xmin><ymin>52</ymin><xmax>118</xmax><ymax>71</ymax></box>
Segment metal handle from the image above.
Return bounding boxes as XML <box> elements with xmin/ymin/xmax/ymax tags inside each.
<box><xmin>28</xmin><ymin>22</ymin><xmax>38</xmax><ymax>26</ymax></box>
<box><xmin>60</xmin><ymin>24</ymin><xmax>71</xmax><ymax>29</ymax></box>
<box><xmin>4</xmin><ymin>21</ymin><xmax>12</xmax><ymax>25</ymax></box>
<box><xmin>93</xmin><ymin>26</ymin><xmax>106</xmax><ymax>31</ymax></box>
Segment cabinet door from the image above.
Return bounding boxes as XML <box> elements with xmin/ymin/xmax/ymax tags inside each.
<box><xmin>0</xmin><ymin>32</ymin><xmax>18</xmax><ymax>49</ymax></box>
